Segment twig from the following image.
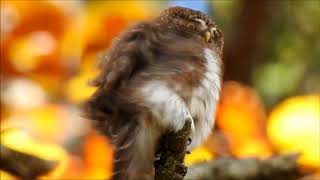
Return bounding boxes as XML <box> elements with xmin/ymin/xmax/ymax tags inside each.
<box><xmin>0</xmin><ymin>144</ymin><xmax>57</xmax><ymax>180</ymax></box>
<box><xmin>185</xmin><ymin>153</ymin><xmax>300</xmax><ymax>180</ymax></box>
<box><xmin>155</xmin><ymin>120</ymin><xmax>192</xmax><ymax>180</ymax></box>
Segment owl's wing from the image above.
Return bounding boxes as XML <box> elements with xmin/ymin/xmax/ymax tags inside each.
<box><xmin>90</xmin><ymin>22</ymin><xmax>155</xmax><ymax>92</ymax></box>
<box><xmin>86</xmin><ymin>20</ymin><xmax>206</xmax><ymax>129</ymax></box>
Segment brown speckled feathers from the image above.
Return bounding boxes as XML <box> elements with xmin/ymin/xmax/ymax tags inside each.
<box><xmin>84</xmin><ymin>6</ymin><xmax>224</xmax><ymax>180</ymax></box>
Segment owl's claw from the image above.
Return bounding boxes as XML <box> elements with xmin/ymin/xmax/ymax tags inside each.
<box><xmin>187</xmin><ymin>138</ymin><xmax>192</xmax><ymax>146</ymax></box>
<box><xmin>189</xmin><ymin>117</ymin><xmax>195</xmax><ymax>133</ymax></box>
<box><xmin>173</xmin><ymin>116</ymin><xmax>195</xmax><ymax>133</ymax></box>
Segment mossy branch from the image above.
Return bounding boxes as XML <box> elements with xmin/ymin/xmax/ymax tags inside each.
<box><xmin>155</xmin><ymin>120</ymin><xmax>192</xmax><ymax>180</ymax></box>
<box><xmin>185</xmin><ymin>153</ymin><xmax>300</xmax><ymax>180</ymax></box>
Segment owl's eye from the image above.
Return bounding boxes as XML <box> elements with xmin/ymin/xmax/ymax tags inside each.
<box><xmin>205</xmin><ymin>27</ymin><xmax>219</xmax><ymax>43</ymax></box>
<box><xmin>210</xmin><ymin>27</ymin><xmax>220</xmax><ymax>40</ymax></box>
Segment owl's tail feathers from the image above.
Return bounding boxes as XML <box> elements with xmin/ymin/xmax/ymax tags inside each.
<box><xmin>84</xmin><ymin>91</ymin><xmax>157</xmax><ymax>180</ymax></box>
<box><xmin>112</xmin><ymin>125</ymin><xmax>158</xmax><ymax>180</ymax></box>
<box><xmin>83</xmin><ymin>90</ymin><xmax>118</xmax><ymax>137</ymax></box>
<box><xmin>112</xmin><ymin>122</ymin><xmax>139</xmax><ymax>180</ymax></box>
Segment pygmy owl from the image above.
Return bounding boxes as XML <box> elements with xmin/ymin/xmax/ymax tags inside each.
<box><xmin>84</xmin><ymin>6</ymin><xmax>224</xmax><ymax>180</ymax></box>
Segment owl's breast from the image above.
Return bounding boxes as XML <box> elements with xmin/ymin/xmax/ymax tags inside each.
<box><xmin>188</xmin><ymin>48</ymin><xmax>222</xmax><ymax>149</ymax></box>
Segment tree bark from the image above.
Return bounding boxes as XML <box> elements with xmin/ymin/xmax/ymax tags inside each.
<box><xmin>185</xmin><ymin>153</ymin><xmax>299</xmax><ymax>180</ymax></box>
<box><xmin>154</xmin><ymin>120</ymin><xmax>192</xmax><ymax>180</ymax></box>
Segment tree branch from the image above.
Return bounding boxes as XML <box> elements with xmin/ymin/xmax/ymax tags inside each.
<box><xmin>0</xmin><ymin>144</ymin><xmax>57</xmax><ymax>180</ymax></box>
<box><xmin>155</xmin><ymin>120</ymin><xmax>192</xmax><ymax>180</ymax></box>
<box><xmin>185</xmin><ymin>153</ymin><xmax>300</xmax><ymax>180</ymax></box>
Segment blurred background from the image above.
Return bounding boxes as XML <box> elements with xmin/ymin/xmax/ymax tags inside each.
<box><xmin>0</xmin><ymin>0</ymin><xmax>319</xmax><ymax>179</ymax></box>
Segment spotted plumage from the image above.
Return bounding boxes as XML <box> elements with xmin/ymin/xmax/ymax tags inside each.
<box><xmin>84</xmin><ymin>6</ymin><xmax>224</xmax><ymax>180</ymax></box>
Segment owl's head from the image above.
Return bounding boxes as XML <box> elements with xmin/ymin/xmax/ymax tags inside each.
<box><xmin>155</xmin><ymin>6</ymin><xmax>224</xmax><ymax>55</ymax></box>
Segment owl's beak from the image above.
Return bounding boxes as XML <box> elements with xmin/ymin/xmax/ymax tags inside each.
<box><xmin>205</xmin><ymin>31</ymin><xmax>211</xmax><ymax>43</ymax></box>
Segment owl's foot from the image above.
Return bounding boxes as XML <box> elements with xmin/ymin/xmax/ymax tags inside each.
<box><xmin>185</xmin><ymin>138</ymin><xmax>192</xmax><ymax>154</ymax></box>
<box><xmin>187</xmin><ymin>138</ymin><xmax>192</xmax><ymax>145</ymax></box>
<box><xmin>188</xmin><ymin>117</ymin><xmax>195</xmax><ymax>133</ymax></box>
<box><xmin>173</xmin><ymin>116</ymin><xmax>195</xmax><ymax>134</ymax></box>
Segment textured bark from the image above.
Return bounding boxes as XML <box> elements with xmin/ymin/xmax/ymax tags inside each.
<box><xmin>0</xmin><ymin>144</ymin><xmax>57</xmax><ymax>180</ymax></box>
<box><xmin>185</xmin><ymin>153</ymin><xmax>300</xmax><ymax>180</ymax></box>
<box><xmin>154</xmin><ymin>120</ymin><xmax>192</xmax><ymax>180</ymax></box>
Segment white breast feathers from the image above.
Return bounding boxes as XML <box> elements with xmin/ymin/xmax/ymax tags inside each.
<box><xmin>140</xmin><ymin>48</ymin><xmax>222</xmax><ymax>150</ymax></box>
<box><xmin>188</xmin><ymin>48</ymin><xmax>222</xmax><ymax>149</ymax></box>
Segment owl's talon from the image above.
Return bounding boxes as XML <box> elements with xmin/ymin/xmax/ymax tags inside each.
<box><xmin>173</xmin><ymin>116</ymin><xmax>195</xmax><ymax>133</ymax></box>
<box><xmin>187</xmin><ymin>138</ymin><xmax>192</xmax><ymax>146</ymax></box>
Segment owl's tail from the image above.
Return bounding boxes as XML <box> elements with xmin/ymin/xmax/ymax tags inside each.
<box><xmin>112</xmin><ymin>124</ymin><xmax>159</xmax><ymax>180</ymax></box>
<box><xmin>84</xmin><ymin>90</ymin><xmax>158</xmax><ymax>180</ymax></box>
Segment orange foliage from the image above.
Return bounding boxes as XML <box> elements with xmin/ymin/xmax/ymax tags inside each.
<box><xmin>83</xmin><ymin>132</ymin><xmax>114</xmax><ymax>179</ymax></box>
<box><xmin>1</xmin><ymin>1</ymin><xmax>68</xmax><ymax>75</ymax></box>
<box><xmin>216</xmin><ymin>81</ymin><xmax>273</xmax><ymax>158</ymax></box>
<box><xmin>1</xmin><ymin>104</ymin><xmax>68</xmax><ymax>143</ymax></box>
